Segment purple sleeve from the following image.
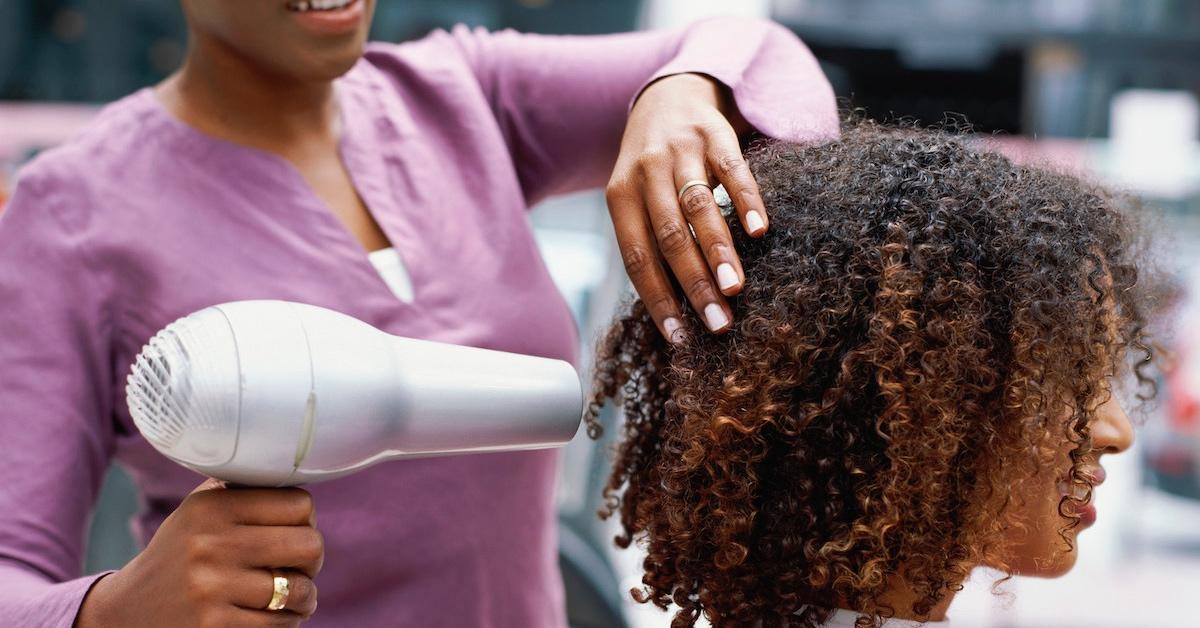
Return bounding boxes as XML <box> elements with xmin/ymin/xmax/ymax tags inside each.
<box><xmin>0</xmin><ymin>167</ymin><xmax>118</xmax><ymax>627</ymax></box>
<box><xmin>447</xmin><ymin>16</ymin><xmax>839</xmax><ymax>206</ymax></box>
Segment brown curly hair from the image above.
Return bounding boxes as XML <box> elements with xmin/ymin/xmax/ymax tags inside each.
<box><xmin>584</xmin><ymin>121</ymin><xmax>1157</xmax><ymax>627</ymax></box>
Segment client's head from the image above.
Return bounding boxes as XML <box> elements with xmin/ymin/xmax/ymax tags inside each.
<box><xmin>585</xmin><ymin>121</ymin><xmax>1155</xmax><ymax>627</ymax></box>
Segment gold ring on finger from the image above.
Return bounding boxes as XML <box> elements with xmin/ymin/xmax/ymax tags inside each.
<box><xmin>267</xmin><ymin>569</ymin><xmax>290</xmax><ymax>611</ymax></box>
<box><xmin>677</xmin><ymin>179</ymin><xmax>712</xmax><ymax>204</ymax></box>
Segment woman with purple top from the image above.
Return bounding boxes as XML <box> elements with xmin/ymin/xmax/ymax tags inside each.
<box><xmin>0</xmin><ymin>1</ymin><xmax>836</xmax><ymax>626</ymax></box>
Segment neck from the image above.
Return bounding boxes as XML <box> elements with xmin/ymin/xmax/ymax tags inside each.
<box><xmin>835</xmin><ymin>574</ymin><xmax>958</xmax><ymax>623</ymax></box>
<box><xmin>878</xmin><ymin>577</ymin><xmax>956</xmax><ymax>622</ymax></box>
<box><xmin>160</xmin><ymin>34</ymin><xmax>338</xmax><ymax>149</ymax></box>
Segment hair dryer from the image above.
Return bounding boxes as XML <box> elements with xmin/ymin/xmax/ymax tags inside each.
<box><xmin>125</xmin><ymin>300</ymin><xmax>583</xmax><ymax>486</ymax></box>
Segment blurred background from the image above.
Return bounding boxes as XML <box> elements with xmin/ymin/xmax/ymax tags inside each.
<box><xmin>1</xmin><ymin>0</ymin><xmax>1198</xmax><ymax>626</ymax></box>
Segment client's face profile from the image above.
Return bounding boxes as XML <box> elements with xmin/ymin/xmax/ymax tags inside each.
<box><xmin>1001</xmin><ymin>385</ymin><xmax>1134</xmax><ymax>576</ymax></box>
<box><xmin>181</xmin><ymin>0</ymin><xmax>377</xmax><ymax>80</ymax></box>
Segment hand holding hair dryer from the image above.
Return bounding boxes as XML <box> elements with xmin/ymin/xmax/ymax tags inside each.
<box><xmin>126</xmin><ymin>300</ymin><xmax>583</xmax><ymax>486</ymax></box>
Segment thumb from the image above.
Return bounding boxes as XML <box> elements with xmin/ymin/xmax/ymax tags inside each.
<box><xmin>189</xmin><ymin>477</ymin><xmax>227</xmax><ymax>496</ymax></box>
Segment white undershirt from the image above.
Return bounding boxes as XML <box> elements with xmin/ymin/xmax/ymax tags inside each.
<box><xmin>366</xmin><ymin>247</ymin><xmax>415</xmax><ymax>303</ymax></box>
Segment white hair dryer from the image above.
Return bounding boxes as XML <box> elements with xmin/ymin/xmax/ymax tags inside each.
<box><xmin>125</xmin><ymin>300</ymin><xmax>583</xmax><ymax>486</ymax></box>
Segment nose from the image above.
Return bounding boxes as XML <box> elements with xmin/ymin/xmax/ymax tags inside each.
<box><xmin>1092</xmin><ymin>386</ymin><xmax>1134</xmax><ymax>454</ymax></box>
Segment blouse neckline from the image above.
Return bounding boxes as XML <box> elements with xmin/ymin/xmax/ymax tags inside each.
<box><xmin>129</xmin><ymin>85</ymin><xmax>428</xmax><ymax>311</ymax></box>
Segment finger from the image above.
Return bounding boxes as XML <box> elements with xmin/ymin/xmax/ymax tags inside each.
<box><xmin>233</xmin><ymin>525</ymin><xmax>325</xmax><ymax>578</ymax></box>
<box><xmin>645</xmin><ymin>170</ymin><xmax>731</xmax><ymax>333</ymax></box>
<box><xmin>196</xmin><ymin>486</ymin><xmax>315</xmax><ymax>527</ymax></box>
<box><xmin>608</xmin><ymin>180</ymin><xmax>687</xmax><ymax>343</ymax></box>
<box><xmin>704</xmin><ymin>127</ymin><xmax>768</xmax><ymax>237</ymax></box>
<box><xmin>216</xmin><ymin>607</ymin><xmax>305</xmax><ymax>628</ymax></box>
<box><xmin>231</xmin><ymin>569</ymin><xmax>319</xmax><ymax>618</ymax></box>
<box><xmin>674</xmin><ymin>163</ymin><xmax>743</xmax><ymax>297</ymax></box>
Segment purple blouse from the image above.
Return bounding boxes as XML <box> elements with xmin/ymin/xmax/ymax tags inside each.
<box><xmin>0</xmin><ymin>18</ymin><xmax>836</xmax><ymax>627</ymax></box>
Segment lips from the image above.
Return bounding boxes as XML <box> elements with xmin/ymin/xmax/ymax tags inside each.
<box><xmin>1078</xmin><ymin>503</ymin><xmax>1097</xmax><ymax>526</ymax></box>
<box><xmin>284</xmin><ymin>0</ymin><xmax>364</xmax><ymax>36</ymax></box>
<box><xmin>1061</xmin><ymin>465</ymin><xmax>1105</xmax><ymax>492</ymax></box>
<box><xmin>287</xmin><ymin>0</ymin><xmax>356</xmax><ymax>11</ymax></box>
<box><xmin>1057</xmin><ymin>480</ymin><xmax>1091</xmax><ymax>500</ymax></box>
<box><xmin>1058</xmin><ymin>465</ymin><xmax>1105</xmax><ymax>525</ymax></box>
<box><xmin>1083</xmin><ymin>466</ymin><xmax>1106</xmax><ymax>486</ymax></box>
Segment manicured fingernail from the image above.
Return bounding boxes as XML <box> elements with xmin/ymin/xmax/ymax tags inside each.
<box><xmin>704</xmin><ymin>304</ymin><xmax>729</xmax><ymax>331</ymax></box>
<box><xmin>716</xmin><ymin>263</ymin><xmax>739</xmax><ymax>291</ymax></box>
<box><xmin>746</xmin><ymin>211</ymin><xmax>765</xmax><ymax>234</ymax></box>
<box><xmin>663</xmin><ymin>317</ymin><xmax>685</xmax><ymax>344</ymax></box>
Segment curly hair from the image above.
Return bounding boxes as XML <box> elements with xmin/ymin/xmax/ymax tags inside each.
<box><xmin>584</xmin><ymin>121</ymin><xmax>1157</xmax><ymax>627</ymax></box>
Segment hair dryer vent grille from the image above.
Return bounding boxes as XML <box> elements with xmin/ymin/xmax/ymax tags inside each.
<box><xmin>125</xmin><ymin>308</ymin><xmax>241</xmax><ymax>466</ymax></box>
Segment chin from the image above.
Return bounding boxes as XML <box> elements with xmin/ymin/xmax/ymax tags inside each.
<box><xmin>304</xmin><ymin>48</ymin><xmax>365</xmax><ymax>80</ymax></box>
<box><xmin>316</xmin><ymin>56</ymin><xmax>363</xmax><ymax>80</ymax></box>
<box><xmin>268</xmin><ymin>40</ymin><xmax>365</xmax><ymax>82</ymax></box>
<box><xmin>1009</xmin><ymin>544</ymin><xmax>1079</xmax><ymax>578</ymax></box>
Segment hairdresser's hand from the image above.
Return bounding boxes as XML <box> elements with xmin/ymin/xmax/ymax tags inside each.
<box><xmin>608</xmin><ymin>72</ymin><xmax>767</xmax><ymax>341</ymax></box>
<box><xmin>77</xmin><ymin>479</ymin><xmax>322</xmax><ymax>628</ymax></box>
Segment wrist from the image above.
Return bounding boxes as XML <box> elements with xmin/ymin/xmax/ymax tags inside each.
<box><xmin>639</xmin><ymin>73</ymin><xmax>721</xmax><ymax>108</ymax></box>
<box><xmin>637</xmin><ymin>73</ymin><xmax>752</xmax><ymax>136</ymax></box>
<box><xmin>75</xmin><ymin>571</ymin><xmax>122</xmax><ymax>628</ymax></box>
